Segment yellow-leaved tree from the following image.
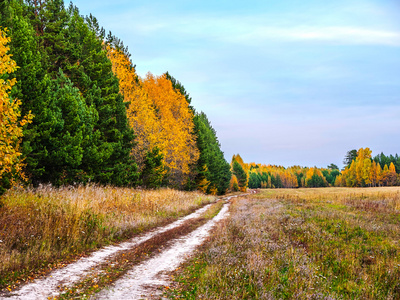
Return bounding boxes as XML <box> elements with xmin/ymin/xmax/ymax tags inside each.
<box><xmin>0</xmin><ymin>29</ymin><xmax>32</xmax><ymax>193</ymax></box>
<box><xmin>107</xmin><ymin>46</ymin><xmax>198</xmax><ymax>187</ymax></box>
<box><xmin>106</xmin><ymin>46</ymin><xmax>160</xmax><ymax>169</ymax></box>
<box><xmin>141</xmin><ymin>73</ymin><xmax>199</xmax><ymax>186</ymax></box>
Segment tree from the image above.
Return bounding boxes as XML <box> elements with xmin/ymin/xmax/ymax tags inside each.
<box><xmin>362</xmin><ymin>158</ymin><xmax>372</xmax><ymax>186</ymax></box>
<box><xmin>230</xmin><ymin>174</ymin><xmax>239</xmax><ymax>192</ymax></box>
<box><xmin>106</xmin><ymin>44</ymin><xmax>157</xmax><ymax>172</ymax></box>
<box><xmin>24</xmin><ymin>70</ymin><xmax>95</xmax><ymax>185</ymax></box>
<box><xmin>193</xmin><ymin>112</ymin><xmax>231</xmax><ymax>194</ymax></box>
<box><xmin>343</xmin><ymin>149</ymin><xmax>357</xmax><ymax>167</ymax></box>
<box><xmin>232</xmin><ymin>160</ymin><xmax>247</xmax><ymax>192</ymax></box>
<box><xmin>165</xmin><ymin>72</ymin><xmax>193</xmax><ymax>110</ymax></box>
<box><xmin>387</xmin><ymin>162</ymin><xmax>397</xmax><ymax>186</ymax></box>
<box><xmin>305</xmin><ymin>168</ymin><xmax>327</xmax><ymax>188</ymax></box>
<box><xmin>327</xmin><ymin>163</ymin><xmax>339</xmax><ymax>170</ymax></box>
<box><xmin>141</xmin><ymin>73</ymin><xmax>199</xmax><ymax>187</ymax></box>
<box><xmin>140</xmin><ymin>147</ymin><xmax>164</xmax><ymax>188</ymax></box>
<box><xmin>0</xmin><ymin>28</ymin><xmax>32</xmax><ymax>194</ymax></box>
<box><xmin>376</xmin><ymin>163</ymin><xmax>383</xmax><ymax>186</ymax></box>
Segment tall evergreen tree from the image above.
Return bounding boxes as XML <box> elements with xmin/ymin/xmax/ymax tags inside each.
<box><xmin>25</xmin><ymin>70</ymin><xmax>96</xmax><ymax>185</ymax></box>
<box><xmin>4</xmin><ymin>0</ymin><xmax>138</xmax><ymax>185</ymax></box>
<box><xmin>343</xmin><ymin>149</ymin><xmax>357</xmax><ymax>167</ymax></box>
<box><xmin>232</xmin><ymin>160</ymin><xmax>247</xmax><ymax>192</ymax></box>
<box><xmin>193</xmin><ymin>112</ymin><xmax>231</xmax><ymax>195</ymax></box>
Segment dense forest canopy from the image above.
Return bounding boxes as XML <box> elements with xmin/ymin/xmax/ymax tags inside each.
<box><xmin>0</xmin><ymin>0</ymin><xmax>231</xmax><ymax>195</ymax></box>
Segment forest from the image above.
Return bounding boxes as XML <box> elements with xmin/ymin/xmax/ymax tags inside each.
<box><xmin>0</xmin><ymin>0</ymin><xmax>231</xmax><ymax>195</ymax></box>
<box><xmin>233</xmin><ymin>148</ymin><xmax>400</xmax><ymax>190</ymax></box>
<box><xmin>1</xmin><ymin>1</ymin><xmax>399</xmax><ymax>197</ymax></box>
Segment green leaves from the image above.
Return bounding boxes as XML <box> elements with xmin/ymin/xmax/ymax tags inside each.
<box><xmin>193</xmin><ymin>112</ymin><xmax>231</xmax><ymax>195</ymax></box>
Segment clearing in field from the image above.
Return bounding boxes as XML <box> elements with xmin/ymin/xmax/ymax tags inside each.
<box><xmin>168</xmin><ymin>187</ymin><xmax>400</xmax><ymax>299</ymax></box>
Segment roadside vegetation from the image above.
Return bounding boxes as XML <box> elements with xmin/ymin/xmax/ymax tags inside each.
<box><xmin>56</xmin><ymin>201</ymin><xmax>225</xmax><ymax>299</ymax></box>
<box><xmin>0</xmin><ymin>185</ymin><xmax>215</xmax><ymax>291</ymax></box>
<box><xmin>167</xmin><ymin>187</ymin><xmax>400</xmax><ymax>299</ymax></box>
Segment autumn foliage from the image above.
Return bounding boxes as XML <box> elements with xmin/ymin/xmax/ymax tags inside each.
<box><xmin>0</xmin><ymin>29</ymin><xmax>32</xmax><ymax>193</ymax></box>
<box><xmin>335</xmin><ymin>148</ymin><xmax>399</xmax><ymax>187</ymax></box>
<box><xmin>0</xmin><ymin>0</ymin><xmax>230</xmax><ymax>194</ymax></box>
<box><xmin>107</xmin><ymin>46</ymin><xmax>200</xmax><ymax>187</ymax></box>
<box><xmin>141</xmin><ymin>73</ymin><xmax>199</xmax><ymax>186</ymax></box>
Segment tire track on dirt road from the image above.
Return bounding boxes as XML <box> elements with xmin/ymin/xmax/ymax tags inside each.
<box><xmin>1</xmin><ymin>194</ymin><xmax>249</xmax><ymax>299</ymax></box>
<box><xmin>2</xmin><ymin>203</ymin><xmax>215</xmax><ymax>300</ymax></box>
<box><xmin>94</xmin><ymin>201</ymin><xmax>232</xmax><ymax>300</ymax></box>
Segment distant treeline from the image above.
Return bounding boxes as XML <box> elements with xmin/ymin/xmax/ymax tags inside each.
<box><xmin>0</xmin><ymin>0</ymin><xmax>230</xmax><ymax>194</ymax></box>
<box><xmin>231</xmin><ymin>148</ymin><xmax>400</xmax><ymax>190</ymax></box>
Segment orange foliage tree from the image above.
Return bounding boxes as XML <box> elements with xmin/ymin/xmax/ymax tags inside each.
<box><xmin>141</xmin><ymin>73</ymin><xmax>199</xmax><ymax>186</ymax></box>
<box><xmin>335</xmin><ymin>147</ymin><xmax>400</xmax><ymax>187</ymax></box>
<box><xmin>0</xmin><ymin>29</ymin><xmax>32</xmax><ymax>193</ymax></box>
<box><xmin>106</xmin><ymin>46</ymin><xmax>199</xmax><ymax>187</ymax></box>
<box><xmin>106</xmin><ymin>45</ymin><xmax>160</xmax><ymax>169</ymax></box>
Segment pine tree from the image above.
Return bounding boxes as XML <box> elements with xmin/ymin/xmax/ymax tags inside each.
<box><xmin>25</xmin><ymin>70</ymin><xmax>95</xmax><ymax>185</ymax></box>
<box><xmin>232</xmin><ymin>160</ymin><xmax>247</xmax><ymax>192</ymax></box>
<box><xmin>0</xmin><ymin>27</ymin><xmax>32</xmax><ymax>194</ymax></box>
<box><xmin>193</xmin><ymin>112</ymin><xmax>231</xmax><ymax>194</ymax></box>
<box><xmin>140</xmin><ymin>147</ymin><xmax>164</xmax><ymax>189</ymax></box>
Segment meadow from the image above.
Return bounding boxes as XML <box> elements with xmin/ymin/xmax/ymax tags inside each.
<box><xmin>168</xmin><ymin>187</ymin><xmax>400</xmax><ymax>299</ymax></box>
<box><xmin>0</xmin><ymin>185</ymin><xmax>215</xmax><ymax>290</ymax></box>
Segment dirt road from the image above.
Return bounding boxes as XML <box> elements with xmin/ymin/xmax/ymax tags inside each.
<box><xmin>2</xmin><ymin>195</ymin><xmax>241</xmax><ymax>299</ymax></box>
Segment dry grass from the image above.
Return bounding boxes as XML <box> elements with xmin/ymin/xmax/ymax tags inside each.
<box><xmin>0</xmin><ymin>184</ymin><xmax>215</xmax><ymax>289</ymax></box>
<box><xmin>168</xmin><ymin>187</ymin><xmax>400</xmax><ymax>299</ymax></box>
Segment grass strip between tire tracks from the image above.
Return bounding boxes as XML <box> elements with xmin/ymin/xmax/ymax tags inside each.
<box><xmin>54</xmin><ymin>200</ymin><xmax>225</xmax><ymax>299</ymax></box>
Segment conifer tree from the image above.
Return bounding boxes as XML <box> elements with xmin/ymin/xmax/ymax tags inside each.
<box><xmin>232</xmin><ymin>160</ymin><xmax>247</xmax><ymax>192</ymax></box>
<box><xmin>0</xmin><ymin>28</ymin><xmax>32</xmax><ymax>194</ymax></box>
<box><xmin>193</xmin><ymin>112</ymin><xmax>231</xmax><ymax>194</ymax></box>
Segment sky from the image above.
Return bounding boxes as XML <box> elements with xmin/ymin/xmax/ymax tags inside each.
<box><xmin>71</xmin><ymin>0</ymin><xmax>400</xmax><ymax>168</ymax></box>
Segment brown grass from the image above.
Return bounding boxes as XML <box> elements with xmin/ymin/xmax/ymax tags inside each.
<box><xmin>168</xmin><ymin>187</ymin><xmax>400</xmax><ymax>299</ymax></box>
<box><xmin>55</xmin><ymin>201</ymin><xmax>225</xmax><ymax>299</ymax></box>
<box><xmin>0</xmin><ymin>184</ymin><xmax>215</xmax><ymax>289</ymax></box>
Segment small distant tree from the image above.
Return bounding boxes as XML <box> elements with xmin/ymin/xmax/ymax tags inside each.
<box><xmin>327</xmin><ymin>163</ymin><xmax>339</xmax><ymax>170</ymax></box>
<box><xmin>343</xmin><ymin>149</ymin><xmax>357</xmax><ymax>167</ymax></box>
<box><xmin>232</xmin><ymin>161</ymin><xmax>247</xmax><ymax>192</ymax></box>
<box><xmin>230</xmin><ymin>175</ymin><xmax>239</xmax><ymax>192</ymax></box>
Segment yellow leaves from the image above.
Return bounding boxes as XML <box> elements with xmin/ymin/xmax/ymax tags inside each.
<box><xmin>337</xmin><ymin>147</ymin><xmax>396</xmax><ymax>187</ymax></box>
<box><xmin>141</xmin><ymin>73</ymin><xmax>199</xmax><ymax>184</ymax></box>
<box><xmin>0</xmin><ymin>28</ymin><xmax>33</xmax><ymax>184</ymax></box>
<box><xmin>106</xmin><ymin>46</ymin><xmax>199</xmax><ymax>186</ymax></box>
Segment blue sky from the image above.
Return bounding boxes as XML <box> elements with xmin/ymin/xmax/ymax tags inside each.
<box><xmin>71</xmin><ymin>0</ymin><xmax>400</xmax><ymax>168</ymax></box>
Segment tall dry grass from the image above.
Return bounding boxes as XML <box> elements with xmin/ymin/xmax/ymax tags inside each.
<box><xmin>168</xmin><ymin>187</ymin><xmax>400</xmax><ymax>299</ymax></box>
<box><xmin>0</xmin><ymin>185</ymin><xmax>215</xmax><ymax>288</ymax></box>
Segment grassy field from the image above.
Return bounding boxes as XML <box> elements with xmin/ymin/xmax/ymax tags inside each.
<box><xmin>168</xmin><ymin>187</ymin><xmax>400</xmax><ymax>299</ymax></box>
<box><xmin>0</xmin><ymin>185</ymin><xmax>215</xmax><ymax>290</ymax></box>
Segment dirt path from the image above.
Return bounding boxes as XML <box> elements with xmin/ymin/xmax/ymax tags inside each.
<box><xmin>3</xmin><ymin>203</ymin><xmax>214</xmax><ymax>300</ymax></box>
<box><xmin>95</xmin><ymin>202</ymin><xmax>231</xmax><ymax>300</ymax></box>
<box><xmin>2</xmin><ymin>195</ymin><xmax>241</xmax><ymax>300</ymax></box>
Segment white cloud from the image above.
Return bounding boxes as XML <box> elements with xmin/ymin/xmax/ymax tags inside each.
<box><xmin>245</xmin><ymin>26</ymin><xmax>400</xmax><ymax>46</ymax></box>
<box><xmin>113</xmin><ymin>11</ymin><xmax>400</xmax><ymax>46</ymax></box>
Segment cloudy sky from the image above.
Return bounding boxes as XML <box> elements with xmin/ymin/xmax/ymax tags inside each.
<box><xmin>72</xmin><ymin>0</ymin><xmax>400</xmax><ymax>168</ymax></box>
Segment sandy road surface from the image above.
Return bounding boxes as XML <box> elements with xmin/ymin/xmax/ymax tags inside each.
<box><xmin>2</xmin><ymin>194</ymin><xmax>246</xmax><ymax>300</ymax></box>
<box><xmin>3</xmin><ymin>203</ymin><xmax>214</xmax><ymax>300</ymax></box>
<box><xmin>95</xmin><ymin>202</ymin><xmax>231</xmax><ymax>299</ymax></box>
